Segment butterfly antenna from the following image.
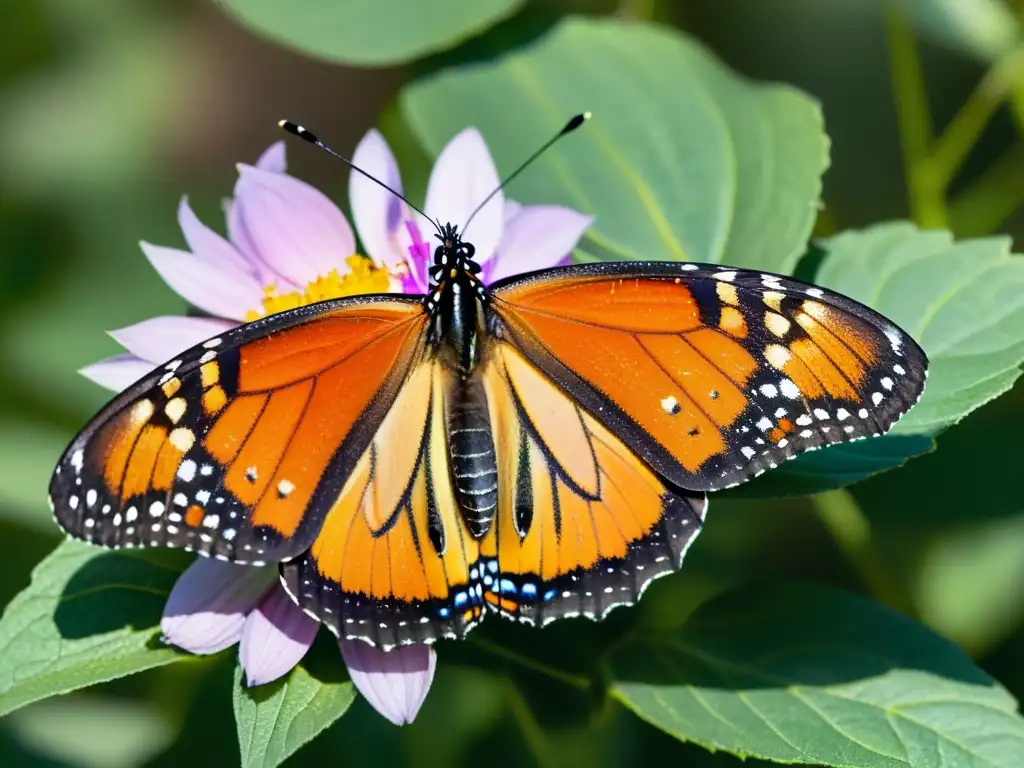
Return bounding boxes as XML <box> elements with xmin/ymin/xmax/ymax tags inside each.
<box><xmin>462</xmin><ymin>111</ymin><xmax>590</xmax><ymax>236</ymax></box>
<box><xmin>278</xmin><ymin>120</ymin><xmax>442</xmax><ymax>236</ymax></box>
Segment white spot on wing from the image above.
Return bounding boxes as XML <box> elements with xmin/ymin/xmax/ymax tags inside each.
<box><xmin>779</xmin><ymin>379</ymin><xmax>800</xmax><ymax>399</ymax></box>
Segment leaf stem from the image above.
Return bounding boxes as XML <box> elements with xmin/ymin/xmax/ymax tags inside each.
<box><xmin>470</xmin><ymin>635</ymin><xmax>591</xmax><ymax>690</ymax></box>
<box><xmin>504</xmin><ymin>678</ymin><xmax>558</xmax><ymax>768</ymax></box>
<box><xmin>885</xmin><ymin>9</ymin><xmax>947</xmax><ymax>228</ymax></box>
<box><xmin>810</xmin><ymin>489</ymin><xmax>916</xmax><ymax>616</ymax></box>
<box><xmin>950</xmin><ymin>142</ymin><xmax>1024</xmax><ymax>235</ymax></box>
<box><xmin>929</xmin><ymin>46</ymin><xmax>1024</xmax><ymax>190</ymax></box>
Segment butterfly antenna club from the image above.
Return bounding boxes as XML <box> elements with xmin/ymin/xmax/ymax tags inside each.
<box><xmin>278</xmin><ymin>119</ymin><xmax>442</xmax><ymax>236</ymax></box>
<box><xmin>462</xmin><ymin>111</ymin><xmax>591</xmax><ymax>236</ymax></box>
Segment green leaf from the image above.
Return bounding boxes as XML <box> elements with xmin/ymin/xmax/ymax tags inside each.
<box><xmin>0</xmin><ymin>540</ymin><xmax>188</xmax><ymax>717</ymax></box>
<box><xmin>727</xmin><ymin>434</ymin><xmax>935</xmax><ymax>498</ymax></box>
<box><xmin>609</xmin><ymin>581</ymin><xmax>1024</xmax><ymax>767</ymax></box>
<box><xmin>401</xmin><ymin>17</ymin><xmax>828</xmax><ymax>273</ymax></box>
<box><xmin>817</xmin><ymin>222</ymin><xmax>1024</xmax><ymax>435</ymax></box>
<box><xmin>217</xmin><ymin>0</ymin><xmax>526</xmax><ymax>66</ymax></box>
<box><xmin>233</xmin><ymin>663</ymin><xmax>355</xmax><ymax>768</ymax></box>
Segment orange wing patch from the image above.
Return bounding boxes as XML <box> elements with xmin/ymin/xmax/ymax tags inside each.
<box><xmin>51</xmin><ymin>297</ymin><xmax>429</xmax><ymax>564</ymax></box>
<box><xmin>493</xmin><ymin>263</ymin><xmax>927</xmax><ymax>491</ymax></box>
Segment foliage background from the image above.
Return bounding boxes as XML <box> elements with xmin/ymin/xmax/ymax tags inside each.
<box><xmin>1</xmin><ymin>0</ymin><xmax>1024</xmax><ymax>766</ymax></box>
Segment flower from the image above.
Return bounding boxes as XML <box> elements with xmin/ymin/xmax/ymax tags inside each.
<box><xmin>81</xmin><ymin>128</ymin><xmax>592</xmax><ymax>724</ymax></box>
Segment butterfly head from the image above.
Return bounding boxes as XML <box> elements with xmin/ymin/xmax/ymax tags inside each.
<box><xmin>428</xmin><ymin>223</ymin><xmax>481</xmax><ymax>286</ymax></box>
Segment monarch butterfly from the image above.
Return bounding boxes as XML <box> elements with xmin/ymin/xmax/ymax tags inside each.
<box><xmin>50</xmin><ymin>115</ymin><xmax>927</xmax><ymax>650</ymax></box>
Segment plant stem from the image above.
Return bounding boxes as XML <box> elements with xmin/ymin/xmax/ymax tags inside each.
<box><xmin>505</xmin><ymin>678</ymin><xmax>558</xmax><ymax>768</ymax></box>
<box><xmin>950</xmin><ymin>142</ymin><xmax>1024</xmax><ymax>235</ymax></box>
<box><xmin>885</xmin><ymin>9</ymin><xmax>947</xmax><ymax>228</ymax></box>
<box><xmin>929</xmin><ymin>46</ymin><xmax>1024</xmax><ymax>190</ymax></box>
<box><xmin>470</xmin><ymin>635</ymin><xmax>591</xmax><ymax>690</ymax></box>
<box><xmin>811</xmin><ymin>489</ymin><xmax>916</xmax><ymax>616</ymax></box>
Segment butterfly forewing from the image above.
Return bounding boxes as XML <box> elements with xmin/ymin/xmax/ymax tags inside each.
<box><xmin>50</xmin><ymin>296</ymin><xmax>429</xmax><ymax>564</ymax></box>
<box><xmin>491</xmin><ymin>262</ymin><xmax>927</xmax><ymax>491</ymax></box>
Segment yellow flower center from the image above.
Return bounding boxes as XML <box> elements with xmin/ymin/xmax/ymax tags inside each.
<box><xmin>245</xmin><ymin>255</ymin><xmax>391</xmax><ymax>321</ymax></box>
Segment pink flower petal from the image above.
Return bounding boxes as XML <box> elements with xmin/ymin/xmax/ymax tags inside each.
<box><xmin>232</xmin><ymin>164</ymin><xmax>356</xmax><ymax>288</ymax></box>
<box><xmin>504</xmin><ymin>199</ymin><xmax>523</xmax><ymax>222</ymax></box>
<box><xmin>421</xmin><ymin>128</ymin><xmax>504</xmax><ymax>266</ymax></box>
<box><xmin>162</xmin><ymin>559</ymin><xmax>277</xmax><ymax>656</ymax></box>
<box><xmin>178</xmin><ymin>196</ymin><xmax>254</xmax><ymax>277</ymax></box>
<box><xmin>340</xmin><ymin>640</ymin><xmax>436</xmax><ymax>726</ymax></box>
<box><xmin>223</xmin><ymin>142</ymin><xmax>289</xmax><ymax>280</ymax></box>
<box><xmin>140</xmin><ymin>242</ymin><xmax>263</xmax><ymax>321</ymax></box>
<box><xmin>239</xmin><ymin>584</ymin><xmax>318</xmax><ymax>686</ymax></box>
<box><xmin>486</xmin><ymin>205</ymin><xmax>593</xmax><ymax>283</ymax></box>
<box><xmin>256</xmin><ymin>141</ymin><xmax>287</xmax><ymax>174</ymax></box>
<box><xmin>109</xmin><ymin>316</ymin><xmax>236</xmax><ymax>364</ymax></box>
<box><xmin>79</xmin><ymin>354</ymin><xmax>154</xmax><ymax>392</ymax></box>
<box><xmin>350</xmin><ymin>129</ymin><xmax>408</xmax><ymax>272</ymax></box>
<box><xmin>403</xmin><ymin>220</ymin><xmax>431</xmax><ymax>293</ymax></box>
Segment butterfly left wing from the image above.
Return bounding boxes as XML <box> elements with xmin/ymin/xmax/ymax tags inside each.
<box><xmin>491</xmin><ymin>262</ymin><xmax>928</xmax><ymax>491</ymax></box>
<box><xmin>50</xmin><ymin>296</ymin><xmax>429</xmax><ymax>564</ymax></box>
<box><xmin>281</xmin><ymin>360</ymin><xmax>487</xmax><ymax>650</ymax></box>
<box><xmin>475</xmin><ymin>342</ymin><xmax>707</xmax><ymax>626</ymax></box>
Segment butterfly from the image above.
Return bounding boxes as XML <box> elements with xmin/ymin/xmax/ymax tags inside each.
<box><xmin>49</xmin><ymin>119</ymin><xmax>928</xmax><ymax>651</ymax></box>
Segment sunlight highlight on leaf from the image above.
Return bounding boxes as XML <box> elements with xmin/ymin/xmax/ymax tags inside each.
<box><xmin>610</xmin><ymin>582</ymin><xmax>1024</xmax><ymax>767</ymax></box>
<box><xmin>401</xmin><ymin>18</ymin><xmax>829</xmax><ymax>274</ymax></box>
<box><xmin>0</xmin><ymin>541</ymin><xmax>187</xmax><ymax>717</ymax></box>
<box><xmin>233</xmin><ymin>664</ymin><xmax>355</xmax><ymax>768</ymax></box>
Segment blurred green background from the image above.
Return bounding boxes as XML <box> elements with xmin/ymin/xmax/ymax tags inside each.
<box><xmin>2</xmin><ymin>0</ymin><xmax>1024</xmax><ymax>766</ymax></box>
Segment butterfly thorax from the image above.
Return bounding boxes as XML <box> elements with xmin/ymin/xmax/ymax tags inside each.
<box><xmin>426</xmin><ymin>224</ymin><xmax>488</xmax><ymax>375</ymax></box>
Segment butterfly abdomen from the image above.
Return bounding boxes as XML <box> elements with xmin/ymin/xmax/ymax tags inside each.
<box><xmin>445</xmin><ymin>375</ymin><xmax>498</xmax><ymax>538</ymax></box>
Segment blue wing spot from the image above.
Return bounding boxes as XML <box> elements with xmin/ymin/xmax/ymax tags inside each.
<box><xmin>498</xmin><ymin>578</ymin><xmax>516</xmax><ymax>595</ymax></box>
<box><xmin>543</xmin><ymin>589</ymin><xmax>557</xmax><ymax>601</ymax></box>
<box><xmin>438</xmin><ymin>607</ymin><xmax>450</xmax><ymax>618</ymax></box>
<box><xmin>487</xmin><ymin>560</ymin><xmax>499</xmax><ymax>574</ymax></box>
<box><xmin>521</xmin><ymin>583</ymin><xmax>537</xmax><ymax>599</ymax></box>
<box><xmin>454</xmin><ymin>591</ymin><xmax>468</xmax><ymax>608</ymax></box>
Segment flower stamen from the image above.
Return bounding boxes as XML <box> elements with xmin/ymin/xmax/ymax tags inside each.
<box><xmin>245</xmin><ymin>255</ymin><xmax>390</xmax><ymax>320</ymax></box>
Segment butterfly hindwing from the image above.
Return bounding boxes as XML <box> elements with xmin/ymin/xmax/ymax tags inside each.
<box><xmin>50</xmin><ymin>296</ymin><xmax>429</xmax><ymax>564</ymax></box>
<box><xmin>491</xmin><ymin>262</ymin><xmax>928</xmax><ymax>491</ymax></box>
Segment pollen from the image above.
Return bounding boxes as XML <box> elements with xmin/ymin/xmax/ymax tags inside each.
<box><xmin>245</xmin><ymin>255</ymin><xmax>390</xmax><ymax>321</ymax></box>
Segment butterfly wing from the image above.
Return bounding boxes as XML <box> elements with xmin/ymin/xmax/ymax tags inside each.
<box><xmin>281</xmin><ymin>360</ymin><xmax>487</xmax><ymax>649</ymax></box>
<box><xmin>50</xmin><ymin>296</ymin><xmax>429</xmax><ymax>564</ymax></box>
<box><xmin>476</xmin><ymin>342</ymin><xmax>707</xmax><ymax>626</ymax></box>
<box><xmin>490</xmin><ymin>262</ymin><xmax>928</xmax><ymax>491</ymax></box>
